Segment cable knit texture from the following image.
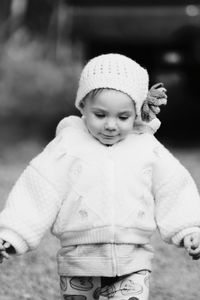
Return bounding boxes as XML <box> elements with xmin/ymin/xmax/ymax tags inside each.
<box><xmin>0</xmin><ymin>167</ymin><xmax>62</xmax><ymax>253</ymax></box>
<box><xmin>0</xmin><ymin>116</ymin><xmax>200</xmax><ymax>275</ymax></box>
<box><xmin>75</xmin><ymin>53</ymin><xmax>149</xmax><ymax>118</ymax></box>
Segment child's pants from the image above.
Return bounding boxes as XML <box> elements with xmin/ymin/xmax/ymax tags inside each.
<box><xmin>60</xmin><ymin>270</ymin><xmax>150</xmax><ymax>300</ymax></box>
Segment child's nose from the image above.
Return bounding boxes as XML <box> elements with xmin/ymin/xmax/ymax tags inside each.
<box><xmin>104</xmin><ymin>118</ymin><xmax>117</xmax><ymax>130</ymax></box>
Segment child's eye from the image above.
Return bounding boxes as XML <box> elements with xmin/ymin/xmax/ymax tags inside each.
<box><xmin>119</xmin><ymin>116</ymin><xmax>129</xmax><ymax>120</ymax></box>
<box><xmin>94</xmin><ymin>113</ymin><xmax>105</xmax><ymax>118</ymax></box>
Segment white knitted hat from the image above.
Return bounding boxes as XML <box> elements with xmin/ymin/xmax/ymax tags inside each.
<box><xmin>75</xmin><ymin>53</ymin><xmax>149</xmax><ymax>118</ymax></box>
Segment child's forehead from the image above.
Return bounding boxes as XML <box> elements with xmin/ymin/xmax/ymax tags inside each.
<box><xmin>88</xmin><ymin>89</ymin><xmax>135</xmax><ymax>111</ymax></box>
<box><xmin>91</xmin><ymin>88</ymin><xmax>132</xmax><ymax>100</ymax></box>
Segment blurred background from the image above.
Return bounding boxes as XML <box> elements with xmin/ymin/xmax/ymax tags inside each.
<box><xmin>1</xmin><ymin>1</ymin><xmax>200</xmax><ymax>299</ymax></box>
<box><xmin>0</xmin><ymin>0</ymin><xmax>200</xmax><ymax>143</ymax></box>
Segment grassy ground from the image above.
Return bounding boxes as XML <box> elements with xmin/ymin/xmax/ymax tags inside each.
<box><xmin>0</xmin><ymin>140</ymin><xmax>200</xmax><ymax>300</ymax></box>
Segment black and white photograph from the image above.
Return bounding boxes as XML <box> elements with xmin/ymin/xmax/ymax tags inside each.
<box><xmin>0</xmin><ymin>1</ymin><xmax>200</xmax><ymax>299</ymax></box>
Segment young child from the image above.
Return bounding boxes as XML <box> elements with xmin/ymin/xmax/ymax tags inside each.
<box><xmin>1</xmin><ymin>53</ymin><xmax>200</xmax><ymax>300</ymax></box>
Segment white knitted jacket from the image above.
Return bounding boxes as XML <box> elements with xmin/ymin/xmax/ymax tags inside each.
<box><xmin>0</xmin><ymin>116</ymin><xmax>200</xmax><ymax>256</ymax></box>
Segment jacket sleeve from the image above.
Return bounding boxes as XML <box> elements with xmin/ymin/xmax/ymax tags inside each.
<box><xmin>0</xmin><ymin>135</ymin><xmax>70</xmax><ymax>255</ymax></box>
<box><xmin>152</xmin><ymin>140</ymin><xmax>200</xmax><ymax>246</ymax></box>
<box><xmin>0</xmin><ymin>164</ymin><xmax>62</xmax><ymax>254</ymax></box>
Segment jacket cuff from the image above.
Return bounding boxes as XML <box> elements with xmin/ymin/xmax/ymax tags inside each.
<box><xmin>172</xmin><ymin>227</ymin><xmax>200</xmax><ymax>246</ymax></box>
<box><xmin>0</xmin><ymin>228</ymin><xmax>29</xmax><ymax>254</ymax></box>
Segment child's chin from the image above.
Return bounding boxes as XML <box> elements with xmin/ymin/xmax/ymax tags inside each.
<box><xmin>98</xmin><ymin>137</ymin><xmax>122</xmax><ymax>146</ymax></box>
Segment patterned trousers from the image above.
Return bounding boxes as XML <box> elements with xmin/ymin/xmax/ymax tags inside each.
<box><xmin>60</xmin><ymin>270</ymin><xmax>150</xmax><ymax>300</ymax></box>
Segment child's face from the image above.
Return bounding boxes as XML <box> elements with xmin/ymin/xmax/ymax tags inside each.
<box><xmin>82</xmin><ymin>89</ymin><xmax>136</xmax><ymax>145</ymax></box>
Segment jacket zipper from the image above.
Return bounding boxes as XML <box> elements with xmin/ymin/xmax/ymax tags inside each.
<box><xmin>107</xmin><ymin>146</ymin><xmax>115</xmax><ymax>243</ymax></box>
<box><xmin>111</xmin><ymin>243</ymin><xmax>118</xmax><ymax>275</ymax></box>
<box><xmin>107</xmin><ymin>146</ymin><xmax>119</xmax><ymax>275</ymax></box>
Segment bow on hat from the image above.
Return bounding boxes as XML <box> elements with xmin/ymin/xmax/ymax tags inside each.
<box><xmin>141</xmin><ymin>83</ymin><xmax>167</xmax><ymax>122</ymax></box>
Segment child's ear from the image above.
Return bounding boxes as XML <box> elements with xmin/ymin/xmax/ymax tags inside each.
<box><xmin>79</xmin><ymin>101</ymin><xmax>85</xmax><ymax>114</ymax></box>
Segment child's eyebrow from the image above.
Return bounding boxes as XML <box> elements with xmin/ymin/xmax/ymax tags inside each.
<box><xmin>91</xmin><ymin>108</ymin><xmax>134</xmax><ymax>115</ymax></box>
<box><xmin>92</xmin><ymin>107</ymin><xmax>107</xmax><ymax>112</ymax></box>
<box><xmin>118</xmin><ymin>110</ymin><xmax>133</xmax><ymax>115</ymax></box>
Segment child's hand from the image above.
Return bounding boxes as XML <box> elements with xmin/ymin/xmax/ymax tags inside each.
<box><xmin>0</xmin><ymin>238</ymin><xmax>12</xmax><ymax>263</ymax></box>
<box><xmin>183</xmin><ymin>232</ymin><xmax>200</xmax><ymax>260</ymax></box>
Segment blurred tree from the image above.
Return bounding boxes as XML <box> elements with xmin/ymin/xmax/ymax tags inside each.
<box><xmin>0</xmin><ymin>0</ymin><xmax>82</xmax><ymax>141</ymax></box>
<box><xmin>9</xmin><ymin>0</ymin><xmax>27</xmax><ymax>33</ymax></box>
